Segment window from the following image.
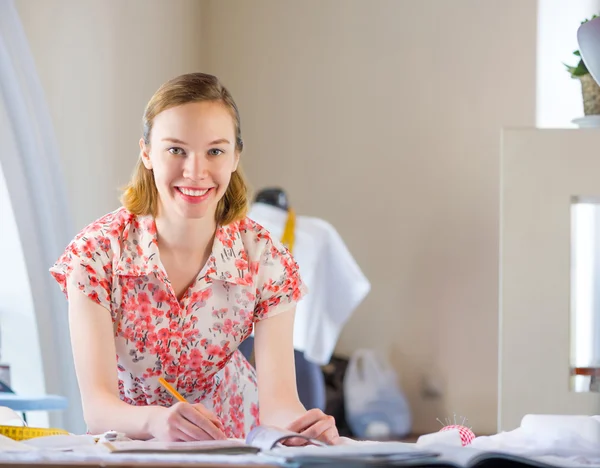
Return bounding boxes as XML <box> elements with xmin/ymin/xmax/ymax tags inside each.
<box><xmin>570</xmin><ymin>197</ymin><xmax>600</xmax><ymax>391</ymax></box>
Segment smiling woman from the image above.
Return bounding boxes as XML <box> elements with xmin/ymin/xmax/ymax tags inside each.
<box><xmin>48</xmin><ymin>73</ymin><xmax>341</xmax><ymax>444</ymax></box>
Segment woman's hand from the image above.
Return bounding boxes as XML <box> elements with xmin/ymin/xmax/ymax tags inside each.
<box><xmin>285</xmin><ymin>408</ymin><xmax>340</xmax><ymax>446</ymax></box>
<box><xmin>149</xmin><ymin>402</ymin><xmax>227</xmax><ymax>441</ymax></box>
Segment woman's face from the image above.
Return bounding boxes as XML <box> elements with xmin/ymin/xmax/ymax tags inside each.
<box><xmin>141</xmin><ymin>100</ymin><xmax>239</xmax><ymax>221</ymax></box>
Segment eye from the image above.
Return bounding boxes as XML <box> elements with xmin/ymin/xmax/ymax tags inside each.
<box><xmin>168</xmin><ymin>147</ymin><xmax>186</xmax><ymax>156</ymax></box>
<box><xmin>208</xmin><ymin>148</ymin><xmax>224</xmax><ymax>156</ymax></box>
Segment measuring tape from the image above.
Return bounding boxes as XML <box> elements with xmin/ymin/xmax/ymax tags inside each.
<box><xmin>280</xmin><ymin>208</ymin><xmax>296</xmax><ymax>253</ymax></box>
<box><xmin>0</xmin><ymin>425</ymin><xmax>69</xmax><ymax>441</ymax></box>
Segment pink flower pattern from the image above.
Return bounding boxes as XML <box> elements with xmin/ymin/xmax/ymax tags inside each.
<box><xmin>50</xmin><ymin>207</ymin><xmax>306</xmax><ymax>438</ymax></box>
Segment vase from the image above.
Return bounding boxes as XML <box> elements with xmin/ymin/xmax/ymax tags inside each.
<box><xmin>580</xmin><ymin>73</ymin><xmax>600</xmax><ymax>115</ymax></box>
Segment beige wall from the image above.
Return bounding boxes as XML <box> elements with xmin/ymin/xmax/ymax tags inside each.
<box><xmin>202</xmin><ymin>0</ymin><xmax>537</xmax><ymax>434</ymax></box>
<box><xmin>15</xmin><ymin>0</ymin><xmax>205</xmax><ymax>230</ymax></box>
<box><xmin>14</xmin><ymin>0</ymin><xmax>537</xmax><ymax>435</ymax></box>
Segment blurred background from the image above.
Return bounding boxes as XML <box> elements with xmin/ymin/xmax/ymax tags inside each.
<box><xmin>1</xmin><ymin>0</ymin><xmax>599</xmax><ymax>439</ymax></box>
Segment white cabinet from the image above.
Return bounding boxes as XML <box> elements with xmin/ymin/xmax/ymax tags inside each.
<box><xmin>499</xmin><ymin>128</ymin><xmax>600</xmax><ymax>430</ymax></box>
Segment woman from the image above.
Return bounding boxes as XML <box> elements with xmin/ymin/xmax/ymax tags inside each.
<box><xmin>50</xmin><ymin>72</ymin><xmax>339</xmax><ymax>444</ymax></box>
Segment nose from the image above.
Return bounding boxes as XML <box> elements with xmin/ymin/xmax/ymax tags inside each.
<box><xmin>182</xmin><ymin>153</ymin><xmax>208</xmax><ymax>180</ymax></box>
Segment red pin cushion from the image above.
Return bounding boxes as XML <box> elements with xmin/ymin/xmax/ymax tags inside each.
<box><xmin>440</xmin><ymin>424</ymin><xmax>476</xmax><ymax>446</ymax></box>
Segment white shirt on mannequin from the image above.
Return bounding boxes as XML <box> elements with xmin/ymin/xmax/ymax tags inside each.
<box><xmin>248</xmin><ymin>202</ymin><xmax>371</xmax><ymax>365</ymax></box>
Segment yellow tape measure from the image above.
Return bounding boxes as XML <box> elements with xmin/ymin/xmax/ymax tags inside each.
<box><xmin>0</xmin><ymin>425</ymin><xmax>69</xmax><ymax>441</ymax></box>
<box><xmin>280</xmin><ymin>208</ymin><xmax>296</xmax><ymax>253</ymax></box>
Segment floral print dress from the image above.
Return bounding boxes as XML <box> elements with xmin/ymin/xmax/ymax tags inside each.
<box><xmin>50</xmin><ymin>207</ymin><xmax>306</xmax><ymax>438</ymax></box>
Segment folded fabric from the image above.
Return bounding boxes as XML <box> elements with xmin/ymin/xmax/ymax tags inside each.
<box><xmin>471</xmin><ymin>415</ymin><xmax>600</xmax><ymax>464</ymax></box>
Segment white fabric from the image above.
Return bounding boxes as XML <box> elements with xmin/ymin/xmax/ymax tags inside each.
<box><xmin>248</xmin><ymin>203</ymin><xmax>370</xmax><ymax>365</ymax></box>
<box><xmin>469</xmin><ymin>415</ymin><xmax>600</xmax><ymax>466</ymax></box>
<box><xmin>0</xmin><ymin>406</ymin><xmax>24</xmax><ymax>427</ymax></box>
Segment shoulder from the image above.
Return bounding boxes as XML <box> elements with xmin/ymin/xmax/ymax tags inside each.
<box><xmin>234</xmin><ymin>216</ymin><xmax>285</xmax><ymax>259</ymax></box>
<box><xmin>50</xmin><ymin>207</ymin><xmax>136</xmax><ymax>297</ymax></box>
<box><xmin>215</xmin><ymin>217</ymin><xmax>295</xmax><ymax>271</ymax></box>
<box><xmin>232</xmin><ymin>218</ymin><xmax>307</xmax><ymax>316</ymax></box>
<box><xmin>237</xmin><ymin>217</ymin><xmax>300</xmax><ymax>279</ymax></box>
<box><xmin>65</xmin><ymin>207</ymin><xmax>135</xmax><ymax>260</ymax></box>
<box><xmin>75</xmin><ymin>206</ymin><xmax>134</xmax><ymax>238</ymax></box>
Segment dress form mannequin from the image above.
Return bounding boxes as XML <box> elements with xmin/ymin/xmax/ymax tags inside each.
<box><xmin>254</xmin><ymin>187</ymin><xmax>289</xmax><ymax>211</ymax></box>
<box><xmin>248</xmin><ymin>189</ymin><xmax>370</xmax><ymax>367</ymax></box>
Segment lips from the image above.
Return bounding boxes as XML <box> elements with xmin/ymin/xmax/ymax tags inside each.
<box><xmin>176</xmin><ymin>187</ymin><xmax>210</xmax><ymax>197</ymax></box>
<box><xmin>174</xmin><ymin>186</ymin><xmax>214</xmax><ymax>204</ymax></box>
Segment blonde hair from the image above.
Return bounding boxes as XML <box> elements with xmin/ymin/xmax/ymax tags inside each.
<box><xmin>121</xmin><ymin>73</ymin><xmax>249</xmax><ymax>225</ymax></box>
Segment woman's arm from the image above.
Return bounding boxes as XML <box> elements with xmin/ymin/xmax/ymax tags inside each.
<box><xmin>253</xmin><ymin>306</ymin><xmax>305</xmax><ymax>426</ymax></box>
<box><xmin>254</xmin><ymin>307</ymin><xmax>339</xmax><ymax>444</ymax></box>
<box><xmin>66</xmin><ymin>280</ymin><xmax>225</xmax><ymax>441</ymax></box>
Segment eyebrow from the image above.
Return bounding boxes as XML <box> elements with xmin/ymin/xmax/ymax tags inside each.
<box><xmin>162</xmin><ymin>137</ymin><xmax>188</xmax><ymax>145</ymax></box>
<box><xmin>161</xmin><ymin>137</ymin><xmax>231</xmax><ymax>145</ymax></box>
<box><xmin>207</xmin><ymin>138</ymin><xmax>231</xmax><ymax>145</ymax></box>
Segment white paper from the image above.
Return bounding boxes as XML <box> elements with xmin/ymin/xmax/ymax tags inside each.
<box><xmin>0</xmin><ymin>434</ymin><xmax>37</xmax><ymax>452</ymax></box>
<box><xmin>100</xmin><ymin>438</ymin><xmax>257</xmax><ymax>454</ymax></box>
<box><xmin>22</xmin><ymin>435</ymin><xmax>97</xmax><ymax>451</ymax></box>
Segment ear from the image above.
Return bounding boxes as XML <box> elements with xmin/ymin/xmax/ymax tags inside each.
<box><xmin>232</xmin><ymin>151</ymin><xmax>240</xmax><ymax>173</ymax></box>
<box><xmin>139</xmin><ymin>138</ymin><xmax>153</xmax><ymax>170</ymax></box>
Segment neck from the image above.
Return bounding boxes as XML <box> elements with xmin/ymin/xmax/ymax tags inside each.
<box><xmin>154</xmin><ymin>209</ymin><xmax>217</xmax><ymax>257</ymax></box>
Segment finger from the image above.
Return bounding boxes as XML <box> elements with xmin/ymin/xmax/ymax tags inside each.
<box><xmin>163</xmin><ymin>426</ymin><xmax>195</xmax><ymax>442</ymax></box>
<box><xmin>176</xmin><ymin>417</ymin><xmax>212</xmax><ymax>441</ymax></box>
<box><xmin>173</xmin><ymin>427</ymin><xmax>196</xmax><ymax>442</ymax></box>
<box><xmin>286</xmin><ymin>409</ymin><xmax>325</xmax><ymax>433</ymax></box>
<box><xmin>180</xmin><ymin>405</ymin><xmax>227</xmax><ymax>440</ymax></box>
<box><xmin>192</xmin><ymin>403</ymin><xmax>225</xmax><ymax>431</ymax></box>
<box><xmin>300</xmin><ymin>416</ymin><xmax>336</xmax><ymax>441</ymax></box>
<box><xmin>193</xmin><ymin>404</ymin><xmax>224</xmax><ymax>429</ymax></box>
<box><xmin>183</xmin><ymin>411</ymin><xmax>226</xmax><ymax>440</ymax></box>
<box><xmin>317</xmin><ymin>426</ymin><xmax>340</xmax><ymax>445</ymax></box>
<box><xmin>282</xmin><ymin>436</ymin><xmax>310</xmax><ymax>447</ymax></box>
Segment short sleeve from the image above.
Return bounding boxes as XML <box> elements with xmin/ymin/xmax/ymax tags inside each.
<box><xmin>49</xmin><ymin>231</ymin><xmax>113</xmax><ymax>313</ymax></box>
<box><xmin>254</xmin><ymin>238</ymin><xmax>308</xmax><ymax>321</ymax></box>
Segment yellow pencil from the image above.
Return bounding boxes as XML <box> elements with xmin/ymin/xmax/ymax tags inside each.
<box><xmin>158</xmin><ymin>377</ymin><xmax>224</xmax><ymax>430</ymax></box>
<box><xmin>158</xmin><ymin>377</ymin><xmax>186</xmax><ymax>403</ymax></box>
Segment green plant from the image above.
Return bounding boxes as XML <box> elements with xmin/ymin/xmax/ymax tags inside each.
<box><xmin>565</xmin><ymin>14</ymin><xmax>599</xmax><ymax>78</ymax></box>
<box><xmin>565</xmin><ymin>50</ymin><xmax>588</xmax><ymax>78</ymax></box>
